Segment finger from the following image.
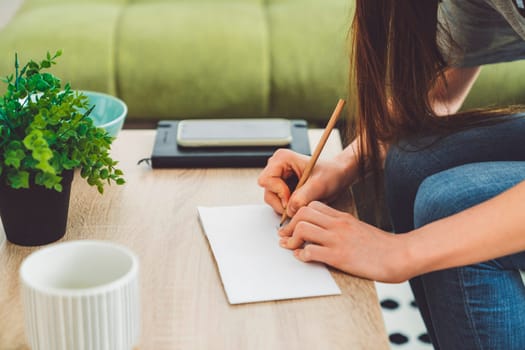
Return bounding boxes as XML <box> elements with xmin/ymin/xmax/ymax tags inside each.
<box><xmin>258</xmin><ymin>149</ymin><xmax>298</xmax><ymax>182</ymax></box>
<box><xmin>259</xmin><ymin>177</ymin><xmax>291</xmax><ymax>208</ymax></box>
<box><xmin>278</xmin><ymin>207</ymin><xmax>306</xmax><ymax>237</ymax></box>
<box><xmin>280</xmin><ymin>221</ymin><xmax>331</xmax><ymax>250</ymax></box>
<box><xmin>264</xmin><ymin>191</ymin><xmax>285</xmax><ymax>214</ymax></box>
<box><xmin>307</xmin><ymin>201</ymin><xmax>345</xmax><ymax>217</ymax></box>
<box><xmin>278</xmin><ymin>208</ymin><xmax>302</xmax><ymax>237</ymax></box>
<box><xmin>286</xmin><ymin>187</ymin><xmax>310</xmax><ymax>217</ymax></box>
<box><xmin>258</xmin><ymin>165</ymin><xmax>293</xmax><ymax>186</ymax></box>
<box><xmin>278</xmin><ymin>223</ymin><xmax>293</xmax><ymax>237</ymax></box>
<box><xmin>279</xmin><ymin>205</ymin><xmax>333</xmax><ymax>237</ymax></box>
<box><xmin>286</xmin><ymin>180</ymin><xmax>329</xmax><ymax>218</ymax></box>
<box><xmin>293</xmin><ymin>244</ymin><xmax>336</xmax><ymax>266</ymax></box>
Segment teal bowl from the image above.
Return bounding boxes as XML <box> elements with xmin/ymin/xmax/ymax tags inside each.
<box><xmin>81</xmin><ymin>91</ymin><xmax>127</xmax><ymax>137</ymax></box>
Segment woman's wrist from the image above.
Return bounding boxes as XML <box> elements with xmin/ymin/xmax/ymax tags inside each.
<box><xmin>396</xmin><ymin>231</ymin><xmax>431</xmax><ymax>280</ymax></box>
<box><xmin>382</xmin><ymin>232</ymin><xmax>423</xmax><ymax>282</ymax></box>
<box><xmin>399</xmin><ymin>220</ymin><xmax>473</xmax><ymax>279</ymax></box>
<box><xmin>333</xmin><ymin>140</ymin><xmax>360</xmax><ymax>184</ymax></box>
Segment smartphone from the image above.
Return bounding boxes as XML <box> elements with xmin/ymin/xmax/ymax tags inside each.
<box><xmin>176</xmin><ymin>119</ymin><xmax>292</xmax><ymax>147</ymax></box>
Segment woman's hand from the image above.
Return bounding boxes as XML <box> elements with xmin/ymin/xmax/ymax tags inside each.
<box><xmin>257</xmin><ymin>149</ymin><xmax>351</xmax><ymax>217</ymax></box>
<box><xmin>278</xmin><ymin>201</ymin><xmax>414</xmax><ymax>283</ymax></box>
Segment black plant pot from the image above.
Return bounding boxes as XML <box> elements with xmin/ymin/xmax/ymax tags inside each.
<box><xmin>0</xmin><ymin>170</ymin><xmax>74</xmax><ymax>246</ymax></box>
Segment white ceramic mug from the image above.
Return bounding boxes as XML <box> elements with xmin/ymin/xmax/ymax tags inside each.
<box><xmin>19</xmin><ymin>240</ymin><xmax>140</xmax><ymax>350</ymax></box>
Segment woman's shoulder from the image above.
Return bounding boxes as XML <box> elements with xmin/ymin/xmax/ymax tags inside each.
<box><xmin>490</xmin><ymin>0</ymin><xmax>525</xmax><ymax>38</ymax></box>
<box><xmin>441</xmin><ymin>0</ymin><xmax>525</xmax><ymax>38</ymax></box>
<box><xmin>439</xmin><ymin>0</ymin><xmax>525</xmax><ymax>67</ymax></box>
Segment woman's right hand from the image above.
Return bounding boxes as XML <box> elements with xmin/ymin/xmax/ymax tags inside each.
<box><xmin>257</xmin><ymin>148</ymin><xmax>351</xmax><ymax>218</ymax></box>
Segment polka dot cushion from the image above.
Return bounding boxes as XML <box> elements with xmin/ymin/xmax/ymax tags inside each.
<box><xmin>375</xmin><ymin>281</ymin><xmax>433</xmax><ymax>349</ymax></box>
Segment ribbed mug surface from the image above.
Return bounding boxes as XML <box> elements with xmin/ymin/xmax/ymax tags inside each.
<box><xmin>20</xmin><ymin>240</ymin><xmax>140</xmax><ymax>350</ymax></box>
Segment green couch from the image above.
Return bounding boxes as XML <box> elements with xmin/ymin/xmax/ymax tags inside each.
<box><xmin>0</xmin><ymin>0</ymin><xmax>353</xmax><ymax>125</ymax></box>
<box><xmin>1</xmin><ymin>0</ymin><xmax>525</xmax><ymax>126</ymax></box>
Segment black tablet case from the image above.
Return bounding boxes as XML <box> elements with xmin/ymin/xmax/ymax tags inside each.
<box><xmin>151</xmin><ymin>120</ymin><xmax>311</xmax><ymax>168</ymax></box>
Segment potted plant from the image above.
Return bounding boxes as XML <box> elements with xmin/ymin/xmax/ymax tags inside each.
<box><xmin>0</xmin><ymin>51</ymin><xmax>125</xmax><ymax>246</ymax></box>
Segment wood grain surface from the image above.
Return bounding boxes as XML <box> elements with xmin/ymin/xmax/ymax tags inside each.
<box><xmin>0</xmin><ymin>129</ymin><xmax>388</xmax><ymax>350</ymax></box>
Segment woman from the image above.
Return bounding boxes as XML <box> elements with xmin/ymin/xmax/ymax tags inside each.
<box><xmin>258</xmin><ymin>1</ymin><xmax>525</xmax><ymax>349</ymax></box>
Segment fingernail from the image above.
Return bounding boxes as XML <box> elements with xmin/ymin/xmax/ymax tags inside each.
<box><xmin>302</xmin><ymin>248</ymin><xmax>310</xmax><ymax>260</ymax></box>
<box><xmin>279</xmin><ymin>238</ymin><xmax>287</xmax><ymax>247</ymax></box>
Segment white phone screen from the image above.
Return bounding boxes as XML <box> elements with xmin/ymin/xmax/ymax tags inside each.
<box><xmin>176</xmin><ymin>119</ymin><xmax>292</xmax><ymax>147</ymax></box>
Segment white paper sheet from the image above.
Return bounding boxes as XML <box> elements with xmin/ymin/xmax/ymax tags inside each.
<box><xmin>197</xmin><ymin>205</ymin><xmax>341</xmax><ymax>304</ymax></box>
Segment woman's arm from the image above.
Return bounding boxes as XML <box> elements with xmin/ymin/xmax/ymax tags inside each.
<box><xmin>278</xmin><ymin>180</ymin><xmax>525</xmax><ymax>282</ymax></box>
<box><xmin>406</xmin><ymin>180</ymin><xmax>525</xmax><ymax>275</ymax></box>
<box><xmin>431</xmin><ymin>66</ymin><xmax>481</xmax><ymax>116</ymax></box>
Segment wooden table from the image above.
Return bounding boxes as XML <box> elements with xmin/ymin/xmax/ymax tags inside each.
<box><xmin>0</xmin><ymin>129</ymin><xmax>389</xmax><ymax>350</ymax></box>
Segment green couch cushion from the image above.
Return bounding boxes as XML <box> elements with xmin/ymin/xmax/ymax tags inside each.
<box><xmin>463</xmin><ymin>61</ymin><xmax>525</xmax><ymax>110</ymax></box>
<box><xmin>0</xmin><ymin>0</ymin><xmax>353</xmax><ymax>123</ymax></box>
<box><xmin>22</xmin><ymin>0</ymin><xmax>125</xmax><ymax>4</ymax></box>
<box><xmin>18</xmin><ymin>0</ymin><xmax>127</xmax><ymax>13</ymax></box>
<box><xmin>267</xmin><ymin>1</ymin><xmax>353</xmax><ymax>122</ymax></box>
<box><xmin>131</xmin><ymin>0</ymin><xmax>263</xmax><ymax>3</ymax></box>
<box><xmin>3</xmin><ymin>0</ymin><xmax>525</xmax><ymax>124</ymax></box>
<box><xmin>117</xmin><ymin>2</ymin><xmax>269</xmax><ymax>119</ymax></box>
<box><xmin>0</xmin><ymin>3</ymin><xmax>121</xmax><ymax>95</ymax></box>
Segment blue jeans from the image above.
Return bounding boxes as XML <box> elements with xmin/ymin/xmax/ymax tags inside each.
<box><xmin>384</xmin><ymin>115</ymin><xmax>525</xmax><ymax>349</ymax></box>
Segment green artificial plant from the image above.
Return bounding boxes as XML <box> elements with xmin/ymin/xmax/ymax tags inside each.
<box><xmin>0</xmin><ymin>51</ymin><xmax>124</xmax><ymax>193</ymax></box>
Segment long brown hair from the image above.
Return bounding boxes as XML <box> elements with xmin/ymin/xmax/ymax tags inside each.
<box><xmin>350</xmin><ymin>0</ymin><xmax>522</xmax><ymax>183</ymax></box>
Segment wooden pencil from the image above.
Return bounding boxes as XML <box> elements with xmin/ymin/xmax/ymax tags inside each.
<box><xmin>280</xmin><ymin>98</ymin><xmax>346</xmax><ymax>226</ymax></box>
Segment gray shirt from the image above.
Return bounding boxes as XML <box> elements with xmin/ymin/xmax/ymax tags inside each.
<box><xmin>438</xmin><ymin>0</ymin><xmax>525</xmax><ymax>66</ymax></box>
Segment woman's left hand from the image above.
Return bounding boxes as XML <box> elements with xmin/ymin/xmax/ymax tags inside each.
<box><xmin>278</xmin><ymin>201</ymin><xmax>414</xmax><ymax>283</ymax></box>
